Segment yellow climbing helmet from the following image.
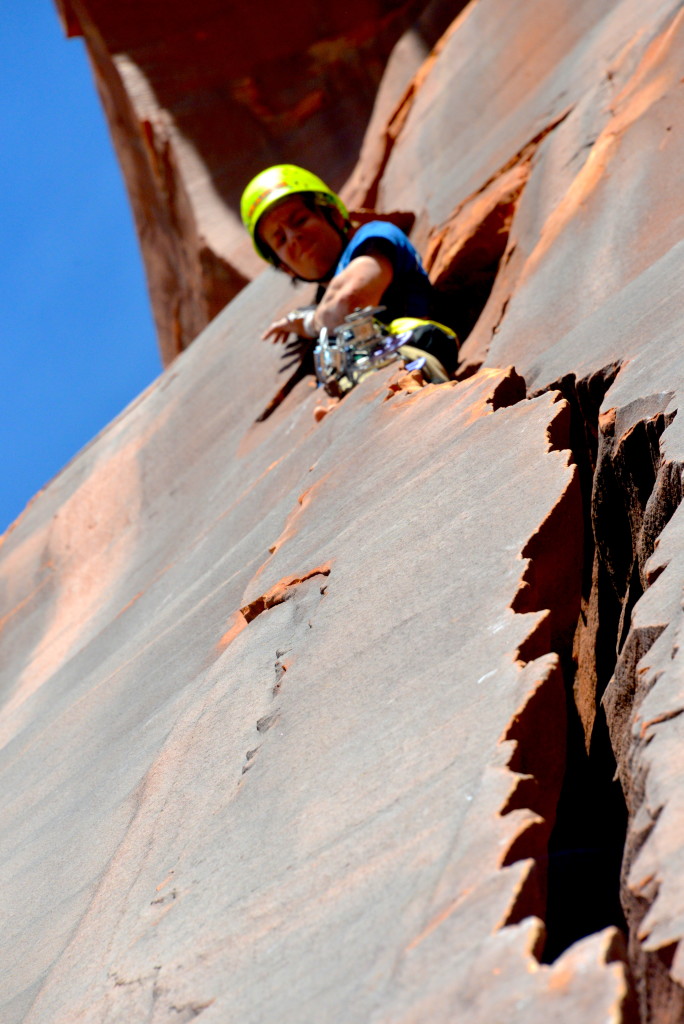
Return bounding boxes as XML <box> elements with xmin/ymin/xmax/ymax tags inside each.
<box><xmin>240</xmin><ymin>164</ymin><xmax>349</xmax><ymax>264</ymax></box>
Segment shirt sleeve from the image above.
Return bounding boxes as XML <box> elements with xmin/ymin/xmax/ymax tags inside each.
<box><xmin>338</xmin><ymin>222</ymin><xmax>425</xmax><ymax>278</ymax></box>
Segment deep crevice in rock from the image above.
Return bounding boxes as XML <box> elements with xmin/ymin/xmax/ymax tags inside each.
<box><xmin>532</xmin><ymin>367</ymin><xmax>629</xmax><ymax>964</ymax></box>
<box><xmin>431</xmin><ymin>222</ymin><xmax>515</xmax><ymax>345</ymax></box>
<box><xmin>427</xmin><ymin>177</ymin><xmax>527</xmax><ymax>345</ymax></box>
<box><xmin>528</xmin><ymin>369</ymin><xmax>681</xmax><ymax>1013</ymax></box>
<box><xmin>594</xmin><ymin>404</ymin><xmax>679</xmax><ymax>656</ymax></box>
<box><xmin>427</xmin><ymin>112</ymin><xmax>572</xmax><ymax>348</ymax></box>
<box><xmin>541</xmin><ymin>666</ymin><xmax>629</xmax><ymax>963</ymax></box>
<box><xmin>597</xmin><ymin>405</ymin><xmax>683</xmax><ymax>1024</ymax></box>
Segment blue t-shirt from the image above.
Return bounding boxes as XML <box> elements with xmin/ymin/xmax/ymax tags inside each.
<box><xmin>333</xmin><ymin>221</ymin><xmax>432</xmax><ymax>323</ymax></box>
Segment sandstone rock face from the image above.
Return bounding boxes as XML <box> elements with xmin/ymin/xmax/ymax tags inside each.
<box><xmin>0</xmin><ymin>308</ymin><xmax>630</xmax><ymax>1024</ymax></box>
<box><xmin>54</xmin><ymin>0</ymin><xmax>463</xmax><ymax>364</ymax></box>
<box><xmin>3</xmin><ymin>0</ymin><xmax>684</xmax><ymax>1021</ymax></box>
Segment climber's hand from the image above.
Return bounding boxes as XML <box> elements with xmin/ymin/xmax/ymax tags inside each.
<box><xmin>262</xmin><ymin>307</ymin><xmax>318</xmax><ymax>343</ymax></box>
<box><xmin>261</xmin><ymin>316</ymin><xmax>293</xmax><ymax>344</ymax></box>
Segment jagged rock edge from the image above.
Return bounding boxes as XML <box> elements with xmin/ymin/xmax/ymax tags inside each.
<box><xmin>535</xmin><ymin>363</ymin><xmax>684</xmax><ymax>1011</ymax></box>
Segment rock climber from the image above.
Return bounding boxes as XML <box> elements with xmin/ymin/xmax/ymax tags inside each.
<box><xmin>240</xmin><ymin>164</ymin><xmax>459</xmax><ymax>384</ymax></box>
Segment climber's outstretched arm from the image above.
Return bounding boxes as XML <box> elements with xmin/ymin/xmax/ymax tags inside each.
<box><xmin>261</xmin><ymin>252</ymin><xmax>393</xmax><ymax>342</ymax></box>
<box><xmin>316</xmin><ymin>253</ymin><xmax>393</xmax><ymax>330</ymax></box>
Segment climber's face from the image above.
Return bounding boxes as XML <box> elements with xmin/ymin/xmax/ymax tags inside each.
<box><xmin>258</xmin><ymin>196</ymin><xmax>345</xmax><ymax>281</ymax></box>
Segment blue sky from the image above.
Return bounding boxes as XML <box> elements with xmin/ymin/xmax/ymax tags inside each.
<box><xmin>1</xmin><ymin>3</ymin><xmax>161</xmax><ymax>533</ymax></box>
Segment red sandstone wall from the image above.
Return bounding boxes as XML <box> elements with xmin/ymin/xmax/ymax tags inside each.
<box><xmin>2</xmin><ymin>1</ymin><xmax>684</xmax><ymax>1021</ymax></box>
